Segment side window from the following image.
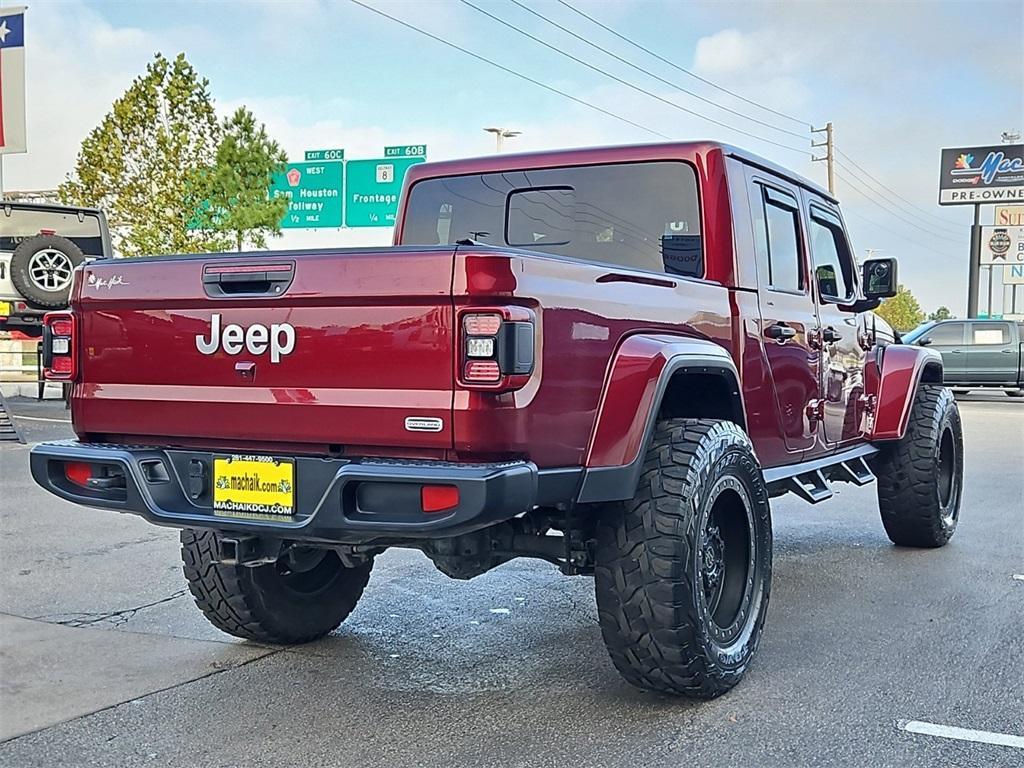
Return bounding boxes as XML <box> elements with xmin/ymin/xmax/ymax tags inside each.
<box><xmin>758</xmin><ymin>187</ymin><xmax>803</xmax><ymax>292</ymax></box>
<box><xmin>809</xmin><ymin>208</ymin><xmax>855</xmax><ymax>302</ymax></box>
<box><xmin>924</xmin><ymin>323</ymin><xmax>964</xmax><ymax>345</ymax></box>
<box><xmin>970</xmin><ymin>323</ymin><xmax>1011</xmax><ymax>345</ymax></box>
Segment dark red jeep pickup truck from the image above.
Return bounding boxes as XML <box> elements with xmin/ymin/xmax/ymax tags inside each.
<box><xmin>31</xmin><ymin>142</ymin><xmax>962</xmax><ymax>699</ymax></box>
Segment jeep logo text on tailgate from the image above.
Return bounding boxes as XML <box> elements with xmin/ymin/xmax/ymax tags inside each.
<box><xmin>196</xmin><ymin>314</ymin><xmax>295</xmax><ymax>363</ymax></box>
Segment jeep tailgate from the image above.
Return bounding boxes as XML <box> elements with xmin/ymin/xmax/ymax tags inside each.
<box><xmin>70</xmin><ymin>247</ymin><xmax>456</xmax><ymax>452</ymax></box>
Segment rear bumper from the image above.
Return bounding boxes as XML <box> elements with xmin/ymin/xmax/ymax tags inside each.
<box><xmin>29</xmin><ymin>441</ymin><xmax>568</xmax><ymax>545</ymax></box>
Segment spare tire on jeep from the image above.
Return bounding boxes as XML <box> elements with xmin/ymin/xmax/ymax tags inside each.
<box><xmin>10</xmin><ymin>234</ymin><xmax>85</xmax><ymax>309</ymax></box>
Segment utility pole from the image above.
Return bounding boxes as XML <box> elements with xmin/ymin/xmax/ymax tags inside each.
<box><xmin>484</xmin><ymin>127</ymin><xmax>521</xmax><ymax>153</ymax></box>
<box><xmin>811</xmin><ymin>121</ymin><xmax>834</xmax><ymax>194</ymax></box>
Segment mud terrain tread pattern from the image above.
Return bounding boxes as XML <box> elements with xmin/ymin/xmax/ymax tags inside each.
<box><xmin>874</xmin><ymin>384</ymin><xmax>961</xmax><ymax>548</ymax></box>
<box><xmin>594</xmin><ymin>418</ymin><xmax>770</xmax><ymax>699</ymax></box>
<box><xmin>180</xmin><ymin>529</ymin><xmax>370</xmax><ymax>644</ymax></box>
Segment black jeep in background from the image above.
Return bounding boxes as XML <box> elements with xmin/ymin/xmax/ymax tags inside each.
<box><xmin>904</xmin><ymin>319</ymin><xmax>1024</xmax><ymax>397</ymax></box>
<box><xmin>0</xmin><ymin>202</ymin><xmax>113</xmax><ymax>337</ymax></box>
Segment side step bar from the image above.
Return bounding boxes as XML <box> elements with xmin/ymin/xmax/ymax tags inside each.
<box><xmin>764</xmin><ymin>445</ymin><xmax>879</xmax><ymax>504</ymax></box>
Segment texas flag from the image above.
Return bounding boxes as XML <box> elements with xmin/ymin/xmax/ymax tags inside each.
<box><xmin>0</xmin><ymin>7</ymin><xmax>26</xmax><ymax>155</ymax></box>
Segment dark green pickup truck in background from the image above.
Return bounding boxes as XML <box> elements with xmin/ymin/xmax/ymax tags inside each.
<box><xmin>904</xmin><ymin>319</ymin><xmax>1024</xmax><ymax>397</ymax></box>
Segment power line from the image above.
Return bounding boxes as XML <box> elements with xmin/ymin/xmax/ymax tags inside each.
<box><xmin>835</xmin><ymin>207</ymin><xmax>962</xmax><ymax>264</ymax></box>
<box><xmin>457</xmin><ymin>0</ymin><xmax>812</xmax><ymax>157</ymax></box>
<box><xmin>835</xmin><ymin>171</ymin><xmax>966</xmax><ymax>254</ymax></box>
<box><xmin>835</xmin><ymin>148</ymin><xmax>963</xmax><ymax>233</ymax></box>
<box><xmin>835</xmin><ymin>157</ymin><xmax>963</xmax><ymax>237</ymax></box>
<box><xmin>347</xmin><ymin>0</ymin><xmax>670</xmax><ymax>140</ymax></box>
<box><xmin>507</xmin><ymin>0</ymin><xmax>808</xmax><ymax>142</ymax></box>
<box><xmin>556</xmin><ymin>0</ymin><xmax>813</xmax><ymax>129</ymax></box>
<box><xmin>555</xmin><ymin>0</ymin><xmax>967</xmax><ymax>236</ymax></box>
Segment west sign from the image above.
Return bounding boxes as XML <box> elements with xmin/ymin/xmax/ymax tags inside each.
<box><xmin>938</xmin><ymin>144</ymin><xmax>1024</xmax><ymax>205</ymax></box>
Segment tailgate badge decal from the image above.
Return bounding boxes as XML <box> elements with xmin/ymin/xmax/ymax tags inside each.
<box><xmin>405</xmin><ymin>417</ymin><xmax>443</xmax><ymax>433</ymax></box>
<box><xmin>87</xmin><ymin>273</ymin><xmax>129</xmax><ymax>290</ymax></box>
<box><xmin>196</xmin><ymin>313</ymin><xmax>295</xmax><ymax>363</ymax></box>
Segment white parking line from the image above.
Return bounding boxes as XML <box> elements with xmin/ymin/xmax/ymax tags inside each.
<box><xmin>9</xmin><ymin>414</ymin><xmax>70</xmax><ymax>423</ymax></box>
<box><xmin>899</xmin><ymin>720</ymin><xmax>1024</xmax><ymax>749</ymax></box>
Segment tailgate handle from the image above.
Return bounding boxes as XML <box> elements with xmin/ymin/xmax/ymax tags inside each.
<box><xmin>202</xmin><ymin>262</ymin><xmax>295</xmax><ymax>298</ymax></box>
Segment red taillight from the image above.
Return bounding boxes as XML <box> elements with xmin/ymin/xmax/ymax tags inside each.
<box><xmin>65</xmin><ymin>462</ymin><xmax>92</xmax><ymax>487</ymax></box>
<box><xmin>44</xmin><ymin>312</ymin><xmax>77</xmax><ymax>381</ymax></box>
<box><xmin>464</xmin><ymin>360</ymin><xmax>501</xmax><ymax>382</ymax></box>
<box><xmin>457</xmin><ymin>308</ymin><xmax>535</xmax><ymax>390</ymax></box>
<box><xmin>421</xmin><ymin>485</ymin><xmax>459</xmax><ymax>513</ymax></box>
<box><xmin>463</xmin><ymin>314</ymin><xmax>502</xmax><ymax>336</ymax></box>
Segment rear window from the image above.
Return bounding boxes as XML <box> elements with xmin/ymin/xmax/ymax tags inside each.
<box><xmin>401</xmin><ymin>161</ymin><xmax>702</xmax><ymax>277</ymax></box>
<box><xmin>970</xmin><ymin>323</ymin><xmax>1011</xmax><ymax>345</ymax></box>
<box><xmin>0</xmin><ymin>206</ymin><xmax>105</xmax><ymax>257</ymax></box>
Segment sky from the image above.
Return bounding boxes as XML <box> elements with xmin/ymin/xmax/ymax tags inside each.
<box><xmin>9</xmin><ymin>0</ymin><xmax>1024</xmax><ymax>315</ymax></box>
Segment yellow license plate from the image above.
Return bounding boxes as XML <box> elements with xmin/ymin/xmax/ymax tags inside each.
<box><xmin>0</xmin><ymin>301</ymin><xmax>11</xmax><ymax>316</ymax></box>
<box><xmin>213</xmin><ymin>455</ymin><xmax>294</xmax><ymax>517</ymax></box>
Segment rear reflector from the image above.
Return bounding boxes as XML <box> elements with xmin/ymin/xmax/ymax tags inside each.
<box><xmin>65</xmin><ymin>462</ymin><xmax>92</xmax><ymax>486</ymax></box>
<box><xmin>50</xmin><ymin>356</ymin><xmax>74</xmax><ymax>375</ymax></box>
<box><xmin>421</xmin><ymin>485</ymin><xmax>459</xmax><ymax>513</ymax></box>
<box><xmin>464</xmin><ymin>360</ymin><xmax>501</xmax><ymax>382</ymax></box>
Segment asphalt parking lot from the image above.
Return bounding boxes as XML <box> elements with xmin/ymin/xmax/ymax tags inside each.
<box><xmin>0</xmin><ymin>392</ymin><xmax>1021</xmax><ymax>768</ymax></box>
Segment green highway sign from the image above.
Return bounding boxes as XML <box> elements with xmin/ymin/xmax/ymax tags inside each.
<box><xmin>384</xmin><ymin>144</ymin><xmax>427</xmax><ymax>158</ymax></box>
<box><xmin>270</xmin><ymin>161</ymin><xmax>343</xmax><ymax>228</ymax></box>
<box><xmin>305</xmin><ymin>148</ymin><xmax>345</xmax><ymax>162</ymax></box>
<box><xmin>345</xmin><ymin>156</ymin><xmax>426</xmax><ymax>227</ymax></box>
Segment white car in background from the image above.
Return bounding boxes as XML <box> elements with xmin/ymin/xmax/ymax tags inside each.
<box><xmin>0</xmin><ymin>202</ymin><xmax>112</xmax><ymax>337</ymax></box>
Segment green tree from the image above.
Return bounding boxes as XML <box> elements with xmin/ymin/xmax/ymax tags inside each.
<box><xmin>199</xmin><ymin>107</ymin><xmax>288</xmax><ymax>251</ymax></box>
<box><xmin>928</xmin><ymin>306</ymin><xmax>954</xmax><ymax>321</ymax></box>
<box><xmin>876</xmin><ymin>284</ymin><xmax>926</xmax><ymax>332</ymax></box>
<box><xmin>59</xmin><ymin>53</ymin><xmax>229</xmax><ymax>257</ymax></box>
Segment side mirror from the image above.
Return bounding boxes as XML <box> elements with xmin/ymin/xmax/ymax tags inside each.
<box><xmin>862</xmin><ymin>258</ymin><xmax>898</xmax><ymax>299</ymax></box>
<box><xmin>918</xmin><ymin>337</ymin><xmax>932</xmax><ymax>346</ymax></box>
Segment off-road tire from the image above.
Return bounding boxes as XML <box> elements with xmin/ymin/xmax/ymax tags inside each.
<box><xmin>873</xmin><ymin>385</ymin><xmax>963</xmax><ymax>547</ymax></box>
<box><xmin>181</xmin><ymin>529</ymin><xmax>372</xmax><ymax>644</ymax></box>
<box><xmin>594</xmin><ymin>419</ymin><xmax>772</xmax><ymax>699</ymax></box>
<box><xmin>9</xmin><ymin>235</ymin><xmax>85</xmax><ymax>309</ymax></box>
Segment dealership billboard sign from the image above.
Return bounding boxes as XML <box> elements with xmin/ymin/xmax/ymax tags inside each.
<box><xmin>938</xmin><ymin>143</ymin><xmax>1024</xmax><ymax>205</ymax></box>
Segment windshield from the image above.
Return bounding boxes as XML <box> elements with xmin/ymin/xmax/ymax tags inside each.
<box><xmin>0</xmin><ymin>206</ymin><xmax>106</xmax><ymax>257</ymax></box>
<box><xmin>401</xmin><ymin>161</ymin><xmax>703</xmax><ymax>277</ymax></box>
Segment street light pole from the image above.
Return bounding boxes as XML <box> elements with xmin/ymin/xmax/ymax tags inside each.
<box><xmin>484</xmin><ymin>127</ymin><xmax>522</xmax><ymax>153</ymax></box>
